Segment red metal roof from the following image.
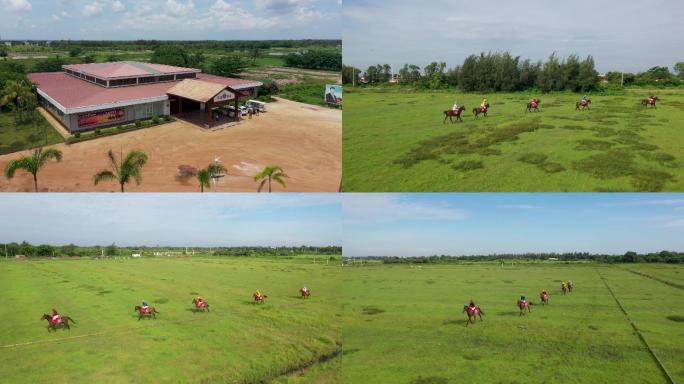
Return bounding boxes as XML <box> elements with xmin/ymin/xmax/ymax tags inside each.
<box><xmin>63</xmin><ymin>62</ymin><xmax>200</xmax><ymax>79</ymax></box>
<box><xmin>28</xmin><ymin>72</ymin><xmax>261</xmax><ymax>111</ymax></box>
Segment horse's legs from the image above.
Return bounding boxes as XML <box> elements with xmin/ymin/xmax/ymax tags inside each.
<box><xmin>443</xmin><ymin>114</ymin><xmax>448</xmax><ymax>124</ymax></box>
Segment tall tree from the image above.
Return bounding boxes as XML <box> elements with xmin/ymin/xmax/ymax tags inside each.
<box><xmin>254</xmin><ymin>165</ymin><xmax>287</xmax><ymax>193</ymax></box>
<box><xmin>578</xmin><ymin>55</ymin><xmax>599</xmax><ymax>92</ymax></box>
<box><xmin>197</xmin><ymin>162</ymin><xmax>227</xmax><ymax>192</ymax></box>
<box><xmin>4</xmin><ymin>147</ymin><xmax>63</xmax><ymax>192</ymax></box>
<box><xmin>93</xmin><ymin>149</ymin><xmax>148</xmax><ymax>192</ymax></box>
<box><xmin>211</xmin><ymin>55</ymin><xmax>247</xmax><ymax>77</ymax></box>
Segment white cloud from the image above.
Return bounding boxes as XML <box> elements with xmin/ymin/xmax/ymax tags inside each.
<box><xmin>166</xmin><ymin>0</ymin><xmax>194</xmax><ymax>17</ymax></box>
<box><xmin>254</xmin><ymin>0</ymin><xmax>310</xmax><ymax>14</ymax></box>
<box><xmin>1</xmin><ymin>0</ymin><xmax>32</xmax><ymax>12</ymax></box>
<box><xmin>82</xmin><ymin>1</ymin><xmax>104</xmax><ymax>16</ymax></box>
<box><xmin>60</xmin><ymin>10</ymin><xmax>71</xmax><ymax>17</ymax></box>
<box><xmin>111</xmin><ymin>0</ymin><xmax>125</xmax><ymax>12</ymax></box>
<box><xmin>52</xmin><ymin>14</ymin><xmax>60</xmax><ymax>21</ymax></box>
<box><xmin>343</xmin><ymin>194</ymin><xmax>468</xmax><ymax>224</ymax></box>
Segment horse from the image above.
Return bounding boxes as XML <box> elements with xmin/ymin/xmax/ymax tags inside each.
<box><xmin>641</xmin><ymin>97</ymin><xmax>658</xmax><ymax>108</ymax></box>
<box><xmin>462</xmin><ymin>305</ymin><xmax>484</xmax><ymax>326</ymax></box>
<box><xmin>567</xmin><ymin>281</ymin><xmax>574</xmax><ymax>293</ymax></box>
<box><xmin>539</xmin><ymin>291</ymin><xmax>549</xmax><ymax>306</ymax></box>
<box><xmin>300</xmin><ymin>288</ymin><xmax>311</xmax><ymax>299</ymax></box>
<box><xmin>134</xmin><ymin>306</ymin><xmax>159</xmax><ymax>320</ymax></box>
<box><xmin>561</xmin><ymin>283</ymin><xmax>568</xmax><ymax>295</ymax></box>
<box><xmin>41</xmin><ymin>314</ymin><xmax>76</xmax><ymax>332</ymax></box>
<box><xmin>575</xmin><ymin>99</ymin><xmax>591</xmax><ymax>110</ymax></box>
<box><xmin>443</xmin><ymin>106</ymin><xmax>466</xmax><ymax>123</ymax></box>
<box><xmin>526</xmin><ymin>99</ymin><xmax>541</xmax><ymax>112</ymax></box>
<box><xmin>192</xmin><ymin>298</ymin><xmax>210</xmax><ymax>312</ymax></box>
<box><xmin>517</xmin><ymin>300</ymin><xmax>532</xmax><ymax>316</ymax></box>
<box><xmin>254</xmin><ymin>293</ymin><xmax>268</xmax><ymax>304</ymax></box>
<box><xmin>473</xmin><ymin>104</ymin><xmax>490</xmax><ymax>118</ymax></box>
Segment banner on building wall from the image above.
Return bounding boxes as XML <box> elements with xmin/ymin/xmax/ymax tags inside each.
<box><xmin>78</xmin><ymin>108</ymin><xmax>125</xmax><ymax>127</ymax></box>
<box><xmin>325</xmin><ymin>84</ymin><xmax>342</xmax><ymax>107</ymax></box>
<box><xmin>213</xmin><ymin>89</ymin><xmax>235</xmax><ymax>103</ymax></box>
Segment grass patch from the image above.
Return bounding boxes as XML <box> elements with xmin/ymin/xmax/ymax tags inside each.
<box><xmin>452</xmin><ymin>160</ymin><xmax>484</xmax><ymax>172</ymax></box>
<box><xmin>0</xmin><ymin>111</ymin><xmax>64</xmax><ymax>155</ymax></box>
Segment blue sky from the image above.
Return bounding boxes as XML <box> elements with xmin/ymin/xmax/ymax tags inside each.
<box><xmin>0</xmin><ymin>0</ymin><xmax>342</xmax><ymax>40</ymax></box>
<box><xmin>343</xmin><ymin>0</ymin><xmax>684</xmax><ymax>73</ymax></box>
<box><xmin>343</xmin><ymin>194</ymin><xmax>684</xmax><ymax>257</ymax></box>
<box><xmin>0</xmin><ymin>194</ymin><xmax>341</xmax><ymax>247</ymax></box>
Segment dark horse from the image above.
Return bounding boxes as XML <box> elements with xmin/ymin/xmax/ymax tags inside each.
<box><xmin>641</xmin><ymin>97</ymin><xmax>659</xmax><ymax>108</ymax></box>
<box><xmin>567</xmin><ymin>281</ymin><xmax>574</xmax><ymax>293</ymax></box>
<box><xmin>462</xmin><ymin>305</ymin><xmax>484</xmax><ymax>326</ymax></box>
<box><xmin>517</xmin><ymin>300</ymin><xmax>532</xmax><ymax>316</ymax></box>
<box><xmin>473</xmin><ymin>104</ymin><xmax>490</xmax><ymax>118</ymax></box>
<box><xmin>134</xmin><ymin>306</ymin><xmax>159</xmax><ymax>320</ymax></box>
<box><xmin>526</xmin><ymin>99</ymin><xmax>541</xmax><ymax>112</ymax></box>
<box><xmin>300</xmin><ymin>288</ymin><xmax>311</xmax><ymax>299</ymax></box>
<box><xmin>575</xmin><ymin>99</ymin><xmax>591</xmax><ymax>110</ymax></box>
<box><xmin>539</xmin><ymin>291</ymin><xmax>549</xmax><ymax>306</ymax></box>
<box><xmin>41</xmin><ymin>314</ymin><xmax>76</xmax><ymax>332</ymax></box>
<box><xmin>254</xmin><ymin>293</ymin><xmax>268</xmax><ymax>304</ymax></box>
<box><xmin>192</xmin><ymin>298</ymin><xmax>210</xmax><ymax>312</ymax></box>
<box><xmin>443</xmin><ymin>106</ymin><xmax>466</xmax><ymax>123</ymax></box>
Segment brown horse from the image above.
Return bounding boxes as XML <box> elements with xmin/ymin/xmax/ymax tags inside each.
<box><xmin>254</xmin><ymin>293</ymin><xmax>268</xmax><ymax>304</ymax></box>
<box><xmin>473</xmin><ymin>104</ymin><xmax>490</xmax><ymax>118</ymax></box>
<box><xmin>300</xmin><ymin>288</ymin><xmax>311</xmax><ymax>299</ymax></box>
<box><xmin>462</xmin><ymin>305</ymin><xmax>484</xmax><ymax>326</ymax></box>
<box><xmin>192</xmin><ymin>298</ymin><xmax>210</xmax><ymax>312</ymax></box>
<box><xmin>517</xmin><ymin>300</ymin><xmax>532</xmax><ymax>316</ymax></box>
<box><xmin>539</xmin><ymin>291</ymin><xmax>549</xmax><ymax>306</ymax></box>
<box><xmin>575</xmin><ymin>99</ymin><xmax>591</xmax><ymax>110</ymax></box>
<box><xmin>41</xmin><ymin>314</ymin><xmax>76</xmax><ymax>332</ymax></box>
<box><xmin>567</xmin><ymin>281</ymin><xmax>574</xmax><ymax>293</ymax></box>
<box><xmin>134</xmin><ymin>306</ymin><xmax>159</xmax><ymax>320</ymax></box>
<box><xmin>443</xmin><ymin>106</ymin><xmax>466</xmax><ymax>123</ymax></box>
<box><xmin>526</xmin><ymin>99</ymin><xmax>541</xmax><ymax>112</ymax></box>
<box><xmin>641</xmin><ymin>97</ymin><xmax>658</xmax><ymax>108</ymax></box>
<box><xmin>561</xmin><ymin>282</ymin><xmax>568</xmax><ymax>295</ymax></box>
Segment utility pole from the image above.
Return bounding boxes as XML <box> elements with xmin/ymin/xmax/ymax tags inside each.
<box><xmin>352</xmin><ymin>67</ymin><xmax>356</xmax><ymax>88</ymax></box>
<box><xmin>621</xmin><ymin>71</ymin><xmax>624</xmax><ymax>87</ymax></box>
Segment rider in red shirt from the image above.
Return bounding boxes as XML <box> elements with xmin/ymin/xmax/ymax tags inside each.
<box><xmin>51</xmin><ymin>308</ymin><xmax>61</xmax><ymax>324</ymax></box>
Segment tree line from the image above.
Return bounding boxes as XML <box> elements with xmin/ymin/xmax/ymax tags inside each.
<box><xmin>3</xmin><ymin>40</ymin><xmax>340</xmax><ymax>52</ymax></box>
<box><xmin>0</xmin><ymin>242</ymin><xmax>342</xmax><ymax>258</ymax></box>
<box><xmin>347</xmin><ymin>251</ymin><xmax>684</xmax><ymax>264</ymax></box>
<box><xmin>343</xmin><ymin>52</ymin><xmax>684</xmax><ymax>92</ymax></box>
<box><xmin>284</xmin><ymin>50</ymin><xmax>342</xmax><ymax>71</ymax></box>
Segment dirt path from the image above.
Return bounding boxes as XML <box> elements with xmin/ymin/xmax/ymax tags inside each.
<box><xmin>0</xmin><ymin>98</ymin><xmax>340</xmax><ymax>192</ymax></box>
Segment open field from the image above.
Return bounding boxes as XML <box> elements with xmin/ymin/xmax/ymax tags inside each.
<box><xmin>0</xmin><ymin>256</ymin><xmax>341</xmax><ymax>383</ymax></box>
<box><xmin>343</xmin><ymin>88</ymin><xmax>684</xmax><ymax>191</ymax></box>
<box><xmin>342</xmin><ymin>263</ymin><xmax>684</xmax><ymax>383</ymax></box>
<box><xmin>0</xmin><ymin>111</ymin><xmax>64</xmax><ymax>155</ymax></box>
<box><xmin>0</xmin><ymin>98</ymin><xmax>341</xmax><ymax>192</ymax></box>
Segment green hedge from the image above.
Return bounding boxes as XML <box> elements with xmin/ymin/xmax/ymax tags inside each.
<box><xmin>67</xmin><ymin>116</ymin><xmax>174</xmax><ymax>144</ymax></box>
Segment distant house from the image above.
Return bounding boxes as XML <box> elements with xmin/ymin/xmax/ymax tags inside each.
<box><xmin>389</xmin><ymin>74</ymin><xmax>401</xmax><ymax>84</ymax></box>
<box><xmin>132</xmin><ymin>253</ymin><xmax>141</xmax><ymax>258</ymax></box>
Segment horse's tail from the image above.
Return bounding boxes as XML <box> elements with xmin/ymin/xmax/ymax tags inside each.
<box><xmin>64</xmin><ymin>316</ymin><xmax>76</xmax><ymax>324</ymax></box>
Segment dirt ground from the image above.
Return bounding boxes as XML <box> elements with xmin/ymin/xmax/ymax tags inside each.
<box><xmin>0</xmin><ymin>98</ymin><xmax>340</xmax><ymax>192</ymax></box>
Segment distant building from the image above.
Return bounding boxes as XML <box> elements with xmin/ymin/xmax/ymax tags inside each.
<box><xmin>389</xmin><ymin>74</ymin><xmax>400</xmax><ymax>83</ymax></box>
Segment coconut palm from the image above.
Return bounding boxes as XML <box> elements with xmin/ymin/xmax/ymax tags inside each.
<box><xmin>0</xmin><ymin>80</ymin><xmax>36</xmax><ymax>122</ymax></box>
<box><xmin>4</xmin><ymin>147</ymin><xmax>63</xmax><ymax>192</ymax></box>
<box><xmin>92</xmin><ymin>149</ymin><xmax>148</xmax><ymax>192</ymax></box>
<box><xmin>254</xmin><ymin>165</ymin><xmax>287</xmax><ymax>192</ymax></box>
<box><xmin>196</xmin><ymin>163</ymin><xmax>227</xmax><ymax>192</ymax></box>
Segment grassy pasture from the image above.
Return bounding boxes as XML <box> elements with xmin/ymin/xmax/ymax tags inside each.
<box><xmin>342</xmin><ymin>263</ymin><xmax>684</xmax><ymax>383</ymax></box>
<box><xmin>343</xmin><ymin>88</ymin><xmax>684</xmax><ymax>192</ymax></box>
<box><xmin>0</xmin><ymin>112</ymin><xmax>64</xmax><ymax>155</ymax></box>
<box><xmin>0</xmin><ymin>257</ymin><xmax>341</xmax><ymax>383</ymax></box>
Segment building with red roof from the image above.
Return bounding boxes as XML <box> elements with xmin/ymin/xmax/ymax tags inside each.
<box><xmin>28</xmin><ymin>61</ymin><xmax>262</xmax><ymax>132</ymax></box>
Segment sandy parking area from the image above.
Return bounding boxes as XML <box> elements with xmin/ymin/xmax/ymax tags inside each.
<box><xmin>0</xmin><ymin>98</ymin><xmax>340</xmax><ymax>192</ymax></box>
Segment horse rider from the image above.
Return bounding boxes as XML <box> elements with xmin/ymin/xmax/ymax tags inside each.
<box><xmin>255</xmin><ymin>289</ymin><xmax>262</xmax><ymax>299</ymax></box>
<box><xmin>481</xmin><ymin>98</ymin><xmax>488</xmax><ymax>109</ymax></box>
<box><xmin>581</xmin><ymin>95</ymin><xmax>589</xmax><ymax>103</ymax></box>
<box><xmin>648</xmin><ymin>95</ymin><xmax>655</xmax><ymax>104</ymax></box>
<box><xmin>531</xmin><ymin>97</ymin><xmax>539</xmax><ymax>107</ymax></box>
<box><xmin>302</xmin><ymin>286</ymin><xmax>309</xmax><ymax>294</ymax></box>
<box><xmin>520</xmin><ymin>295</ymin><xmax>527</xmax><ymax>304</ymax></box>
<box><xmin>196</xmin><ymin>296</ymin><xmax>205</xmax><ymax>306</ymax></box>
<box><xmin>562</xmin><ymin>282</ymin><xmax>567</xmax><ymax>290</ymax></box>
<box><xmin>51</xmin><ymin>308</ymin><xmax>61</xmax><ymax>324</ymax></box>
<box><xmin>468</xmin><ymin>299</ymin><xmax>477</xmax><ymax>311</ymax></box>
<box><xmin>452</xmin><ymin>101</ymin><xmax>460</xmax><ymax>112</ymax></box>
<box><xmin>541</xmin><ymin>289</ymin><xmax>548</xmax><ymax>296</ymax></box>
<box><xmin>141</xmin><ymin>300</ymin><xmax>149</xmax><ymax>311</ymax></box>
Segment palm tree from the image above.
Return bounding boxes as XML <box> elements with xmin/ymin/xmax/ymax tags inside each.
<box><xmin>197</xmin><ymin>162</ymin><xmax>228</xmax><ymax>192</ymax></box>
<box><xmin>0</xmin><ymin>80</ymin><xmax>36</xmax><ymax>122</ymax></box>
<box><xmin>4</xmin><ymin>147</ymin><xmax>63</xmax><ymax>192</ymax></box>
<box><xmin>93</xmin><ymin>149</ymin><xmax>148</xmax><ymax>192</ymax></box>
<box><xmin>254</xmin><ymin>165</ymin><xmax>287</xmax><ymax>192</ymax></box>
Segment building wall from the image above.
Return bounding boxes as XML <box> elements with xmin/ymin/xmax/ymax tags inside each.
<box><xmin>65</xmin><ymin>100</ymin><xmax>168</xmax><ymax>133</ymax></box>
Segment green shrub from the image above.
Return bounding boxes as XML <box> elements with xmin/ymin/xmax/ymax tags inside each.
<box><xmin>152</xmin><ymin>116</ymin><xmax>160</xmax><ymax>124</ymax></box>
<box><xmin>163</xmin><ymin>115</ymin><xmax>172</xmax><ymax>122</ymax></box>
<box><xmin>94</xmin><ymin>129</ymin><xmax>101</xmax><ymax>135</ymax></box>
<box><xmin>116</xmin><ymin>125</ymin><xmax>123</xmax><ymax>131</ymax></box>
<box><xmin>135</xmin><ymin>120</ymin><xmax>142</xmax><ymax>127</ymax></box>
<box><xmin>74</xmin><ymin>132</ymin><xmax>81</xmax><ymax>138</ymax></box>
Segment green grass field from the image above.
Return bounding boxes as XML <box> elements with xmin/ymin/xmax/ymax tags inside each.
<box><xmin>0</xmin><ymin>257</ymin><xmax>341</xmax><ymax>383</ymax></box>
<box><xmin>0</xmin><ymin>112</ymin><xmax>64</xmax><ymax>155</ymax></box>
<box><xmin>342</xmin><ymin>263</ymin><xmax>684</xmax><ymax>383</ymax></box>
<box><xmin>343</xmin><ymin>88</ymin><xmax>684</xmax><ymax>191</ymax></box>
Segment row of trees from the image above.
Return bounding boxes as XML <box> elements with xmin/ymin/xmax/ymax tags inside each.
<box><xmin>0</xmin><ymin>242</ymin><xmax>341</xmax><ymax>258</ymax></box>
<box><xmin>350</xmin><ymin>251</ymin><xmax>684</xmax><ymax>264</ymax></box>
<box><xmin>284</xmin><ymin>50</ymin><xmax>342</xmax><ymax>71</ymax></box>
<box><xmin>344</xmin><ymin>53</ymin><xmax>684</xmax><ymax>92</ymax></box>
<box><xmin>3</xmin><ymin>145</ymin><xmax>288</xmax><ymax>193</ymax></box>
<box><xmin>344</xmin><ymin>52</ymin><xmax>601</xmax><ymax>92</ymax></box>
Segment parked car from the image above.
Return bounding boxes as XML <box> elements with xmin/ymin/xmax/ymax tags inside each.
<box><xmin>246</xmin><ymin>100</ymin><xmax>266</xmax><ymax>112</ymax></box>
